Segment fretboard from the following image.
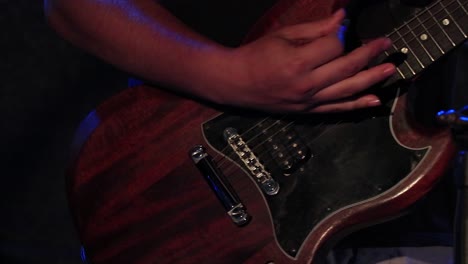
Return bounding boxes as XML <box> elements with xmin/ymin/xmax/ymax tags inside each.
<box><xmin>385</xmin><ymin>0</ymin><xmax>468</xmax><ymax>81</ymax></box>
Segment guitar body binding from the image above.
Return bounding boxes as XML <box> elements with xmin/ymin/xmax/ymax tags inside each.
<box><xmin>202</xmin><ymin>93</ymin><xmax>428</xmax><ymax>257</ymax></box>
<box><xmin>67</xmin><ymin>0</ymin><xmax>464</xmax><ymax>262</ymax></box>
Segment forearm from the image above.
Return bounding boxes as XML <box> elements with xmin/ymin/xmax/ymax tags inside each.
<box><xmin>45</xmin><ymin>1</ymin><xmax>395</xmax><ymax>113</ymax></box>
<box><xmin>44</xmin><ymin>0</ymin><xmax>236</xmax><ymax>101</ymax></box>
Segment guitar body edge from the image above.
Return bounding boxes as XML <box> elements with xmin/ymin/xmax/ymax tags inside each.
<box><xmin>68</xmin><ymin>85</ymin><xmax>455</xmax><ymax>264</ymax></box>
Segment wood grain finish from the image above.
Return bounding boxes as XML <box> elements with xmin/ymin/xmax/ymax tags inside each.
<box><xmin>68</xmin><ymin>89</ymin><xmax>454</xmax><ymax>264</ymax></box>
<box><xmin>69</xmin><ymin>87</ymin><xmax>276</xmax><ymax>263</ymax></box>
<box><xmin>67</xmin><ymin>0</ymin><xmax>456</xmax><ymax>263</ymax></box>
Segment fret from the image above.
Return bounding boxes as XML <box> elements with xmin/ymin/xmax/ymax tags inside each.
<box><xmin>440</xmin><ymin>0</ymin><xmax>467</xmax><ymax>38</ymax></box>
<box><xmin>411</xmin><ymin>17</ymin><xmax>446</xmax><ymax>61</ymax></box>
<box><xmin>393</xmin><ymin>66</ymin><xmax>407</xmax><ymax>81</ymax></box>
<box><xmin>380</xmin><ymin>50</ymin><xmax>407</xmax><ymax>80</ymax></box>
<box><xmin>455</xmin><ymin>0</ymin><xmax>468</xmax><ymax>16</ymax></box>
<box><xmin>427</xmin><ymin>3</ymin><xmax>456</xmax><ymax>47</ymax></box>
<box><xmin>396</xmin><ymin>22</ymin><xmax>436</xmax><ymax>69</ymax></box>
<box><xmin>433</xmin><ymin>1</ymin><xmax>466</xmax><ymax>45</ymax></box>
<box><xmin>389</xmin><ymin>30</ymin><xmax>424</xmax><ymax>76</ymax></box>
<box><xmin>391</xmin><ymin>30</ymin><xmax>424</xmax><ymax>73</ymax></box>
<box><xmin>418</xmin><ymin>6</ymin><xmax>454</xmax><ymax>54</ymax></box>
<box><xmin>414</xmin><ymin>13</ymin><xmax>446</xmax><ymax>56</ymax></box>
<box><xmin>384</xmin><ymin>47</ymin><xmax>415</xmax><ymax>79</ymax></box>
<box><xmin>405</xmin><ymin>17</ymin><xmax>438</xmax><ymax>62</ymax></box>
<box><xmin>452</xmin><ymin>0</ymin><xmax>468</xmax><ymax>35</ymax></box>
<box><xmin>377</xmin><ymin>0</ymin><xmax>468</xmax><ymax>86</ymax></box>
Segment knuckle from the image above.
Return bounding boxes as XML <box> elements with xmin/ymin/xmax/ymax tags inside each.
<box><xmin>278</xmin><ymin>27</ymin><xmax>294</xmax><ymax>39</ymax></box>
<box><xmin>367</xmin><ymin>41</ymin><xmax>387</xmax><ymax>58</ymax></box>
<box><xmin>342</xmin><ymin>61</ymin><xmax>363</xmax><ymax>76</ymax></box>
<box><xmin>316</xmin><ymin>23</ymin><xmax>330</xmax><ymax>36</ymax></box>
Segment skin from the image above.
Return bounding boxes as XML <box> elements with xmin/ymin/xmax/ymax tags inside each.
<box><xmin>44</xmin><ymin>0</ymin><xmax>396</xmax><ymax>113</ymax></box>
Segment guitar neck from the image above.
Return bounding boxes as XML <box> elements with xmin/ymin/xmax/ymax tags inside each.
<box><xmin>386</xmin><ymin>0</ymin><xmax>468</xmax><ymax>81</ymax></box>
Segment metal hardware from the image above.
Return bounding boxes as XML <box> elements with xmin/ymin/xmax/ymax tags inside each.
<box><xmin>190</xmin><ymin>145</ymin><xmax>250</xmax><ymax>226</ymax></box>
<box><xmin>224</xmin><ymin>128</ymin><xmax>279</xmax><ymax>196</ymax></box>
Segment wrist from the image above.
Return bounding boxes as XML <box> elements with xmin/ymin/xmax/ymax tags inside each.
<box><xmin>175</xmin><ymin>45</ymin><xmax>247</xmax><ymax>106</ymax></box>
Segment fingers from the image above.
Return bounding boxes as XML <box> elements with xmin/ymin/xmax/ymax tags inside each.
<box><xmin>311</xmin><ymin>62</ymin><xmax>396</xmax><ymax>103</ymax></box>
<box><xmin>276</xmin><ymin>9</ymin><xmax>345</xmax><ymax>41</ymax></box>
<box><xmin>306</xmin><ymin>94</ymin><xmax>382</xmax><ymax>113</ymax></box>
<box><xmin>293</xmin><ymin>38</ymin><xmax>395</xmax><ymax>112</ymax></box>
<box><xmin>295</xmin><ymin>35</ymin><xmax>344</xmax><ymax>70</ymax></box>
<box><xmin>235</xmin><ymin>10</ymin><xmax>396</xmax><ymax>114</ymax></box>
<box><xmin>305</xmin><ymin>37</ymin><xmax>393</xmax><ymax>92</ymax></box>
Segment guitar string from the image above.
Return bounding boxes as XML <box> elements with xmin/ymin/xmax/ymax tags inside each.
<box><xmin>212</xmin><ymin>10</ymin><xmax>467</xmax><ymax>174</ymax></box>
<box><xmin>235</xmin><ymin>0</ymin><xmax>468</xmax><ymax>151</ymax></box>
<box><xmin>214</xmin><ymin>118</ymin><xmax>339</xmax><ymax>179</ymax></box>
<box><xmin>216</xmin><ymin>119</ymin><xmax>296</xmax><ymax>169</ymax></box>
<box><xmin>225</xmin><ymin>0</ymin><xmax>468</xmax><ymax>149</ymax></box>
<box><xmin>382</xmin><ymin>0</ymin><xmax>467</xmax><ymax>75</ymax></box>
<box><xmin>247</xmin><ymin>119</ymin><xmax>343</xmax><ymax>169</ymax></box>
<box><xmin>213</xmin><ymin>115</ymin><xmax>289</xmax><ymax>166</ymax></box>
<box><xmin>217</xmin><ymin>118</ymin><xmax>349</xmax><ymax>181</ymax></box>
<box><xmin>216</xmin><ymin>119</ymin><xmax>338</xmax><ymax>177</ymax></box>
<box><xmin>354</xmin><ymin>0</ymin><xmax>468</xmax><ymax>78</ymax></box>
<box><xmin>384</xmin><ymin>0</ymin><xmax>468</xmax><ymax>72</ymax></box>
<box><xmin>421</xmin><ymin>0</ymin><xmax>468</xmax><ymax>41</ymax></box>
<box><xmin>215</xmin><ymin>119</ymin><xmax>296</xmax><ymax>175</ymax></box>
<box><xmin>442</xmin><ymin>0</ymin><xmax>468</xmax><ymax>38</ymax></box>
<box><xmin>342</xmin><ymin>0</ymin><xmax>468</xmax><ymax>79</ymax></box>
<box><xmin>458</xmin><ymin>0</ymin><xmax>468</xmax><ymax>15</ymax></box>
<box><xmin>216</xmin><ymin>0</ymin><xmax>468</xmax><ymax>152</ymax></box>
<box><xmin>385</xmin><ymin>0</ymin><xmax>467</xmax><ymax>45</ymax></box>
<box><xmin>214</xmin><ymin>115</ymin><xmax>306</xmax><ymax>170</ymax></box>
<box><xmin>385</xmin><ymin>0</ymin><xmax>468</xmax><ymax>77</ymax></box>
<box><xmin>215</xmin><ymin>116</ymin><xmax>339</xmax><ymax>174</ymax></box>
<box><xmin>210</xmin><ymin>0</ymin><xmax>467</xmax><ymax>174</ymax></box>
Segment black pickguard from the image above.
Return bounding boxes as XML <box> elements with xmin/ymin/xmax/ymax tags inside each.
<box><xmin>202</xmin><ymin>104</ymin><xmax>428</xmax><ymax>257</ymax></box>
<box><xmin>200</xmin><ymin>0</ymin><xmax>460</xmax><ymax>257</ymax></box>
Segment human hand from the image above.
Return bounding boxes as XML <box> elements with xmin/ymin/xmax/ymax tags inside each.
<box><xmin>214</xmin><ymin>9</ymin><xmax>395</xmax><ymax>113</ymax></box>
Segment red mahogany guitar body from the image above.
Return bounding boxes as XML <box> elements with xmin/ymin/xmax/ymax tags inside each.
<box><xmin>68</xmin><ymin>0</ymin><xmax>462</xmax><ymax>263</ymax></box>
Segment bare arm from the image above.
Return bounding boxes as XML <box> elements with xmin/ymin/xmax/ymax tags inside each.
<box><xmin>44</xmin><ymin>0</ymin><xmax>395</xmax><ymax>113</ymax></box>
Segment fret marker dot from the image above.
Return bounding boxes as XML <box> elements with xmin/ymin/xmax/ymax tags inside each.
<box><xmin>420</xmin><ymin>34</ymin><xmax>428</xmax><ymax>41</ymax></box>
<box><xmin>401</xmin><ymin>47</ymin><xmax>409</xmax><ymax>54</ymax></box>
<box><xmin>442</xmin><ymin>19</ymin><xmax>450</xmax><ymax>26</ymax></box>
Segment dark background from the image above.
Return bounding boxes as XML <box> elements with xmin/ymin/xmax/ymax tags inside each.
<box><xmin>1</xmin><ymin>0</ymin><xmax>126</xmax><ymax>263</ymax></box>
<box><xmin>1</xmin><ymin>0</ymin><xmax>467</xmax><ymax>263</ymax></box>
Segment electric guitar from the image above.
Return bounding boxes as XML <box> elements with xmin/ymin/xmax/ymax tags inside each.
<box><xmin>68</xmin><ymin>0</ymin><xmax>467</xmax><ymax>263</ymax></box>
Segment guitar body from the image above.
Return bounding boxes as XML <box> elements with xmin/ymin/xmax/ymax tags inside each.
<box><xmin>68</xmin><ymin>0</ymin><xmax>460</xmax><ymax>263</ymax></box>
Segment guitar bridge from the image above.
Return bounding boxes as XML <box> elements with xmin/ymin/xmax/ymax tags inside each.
<box><xmin>224</xmin><ymin>127</ymin><xmax>280</xmax><ymax>196</ymax></box>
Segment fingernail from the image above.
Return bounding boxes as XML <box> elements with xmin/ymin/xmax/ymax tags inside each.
<box><xmin>333</xmin><ymin>8</ymin><xmax>346</xmax><ymax>19</ymax></box>
<box><xmin>368</xmin><ymin>99</ymin><xmax>381</xmax><ymax>107</ymax></box>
